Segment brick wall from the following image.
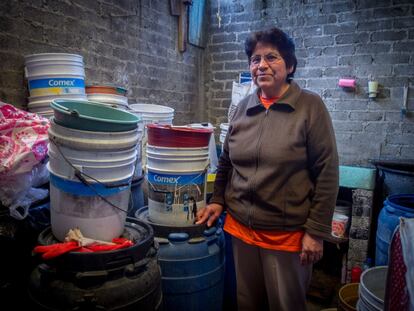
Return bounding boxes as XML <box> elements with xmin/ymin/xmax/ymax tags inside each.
<box><xmin>0</xmin><ymin>0</ymin><xmax>203</xmax><ymax>124</ymax></box>
<box><xmin>204</xmin><ymin>0</ymin><xmax>414</xmax><ymax>166</ymax></box>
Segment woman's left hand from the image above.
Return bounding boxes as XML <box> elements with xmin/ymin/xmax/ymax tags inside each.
<box><xmin>300</xmin><ymin>232</ymin><xmax>324</xmax><ymax>265</ymax></box>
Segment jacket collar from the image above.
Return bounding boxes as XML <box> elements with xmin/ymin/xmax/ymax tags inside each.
<box><xmin>246</xmin><ymin>80</ymin><xmax>302</xmax><ymax>115</ymax></box>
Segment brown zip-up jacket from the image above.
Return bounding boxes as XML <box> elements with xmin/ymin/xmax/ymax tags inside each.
<box><xmin>211</xmin><ymin>81</ymin><xmax>339</xmax><ymax>239</ymax></box>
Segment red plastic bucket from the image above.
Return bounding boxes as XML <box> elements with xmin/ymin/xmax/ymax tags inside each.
<box><xmin>147</xmin><ymin>124</ymin><xmax>213</xmax><ymax>148</ymax></box>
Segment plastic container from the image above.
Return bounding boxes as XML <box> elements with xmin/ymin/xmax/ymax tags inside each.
<box><xmin>48</xmin><ymin>118</ymin><xmax>140</xmax><ymax>151</ymax></box>
<box><xmin>147</xmin><ymin>124</ymin><xmax>213</xmax><ymax>148</ymax></box>
<box><xmin>358</xmin><ymin>266</ymin><xmax>387</xmax><ymax>311</ymax></box>
<box><xmin>51</xmin><ymin>99</ymin><xmax>139</xmax><ymax>132</ymax></box>
<box><xmin>86</xmin><ymin>93</ymin><xmax>128</xmax><ymax>109</ymax></box>
<box><xmin>29</xmin><ymin>218</ymin><xmax>162</xmax><ymax>310</ymax></box>
<box><xmin>332</xmin><ymin>212</ymin><xmax>349</xmax><ymax>238</ymax></box>
<box><xmin>338</xmin><ymin>283</ymin><xmax>359</xmax><ymax>311</ymax></box>
<box><xmin>135</xmin><ymin>207</ymin><xmax>224</xmax><ymax>311</ymax></box>
<box><xmin>374</xmin><ymin>161</ymin><xmax>414</xmax><ymax>198</ymax></box>
<box><xmin>48</xmin><ymin>143</ymin><xmax>137</xmax><ymax>182</ymax></box>
<box><xmin>86</xmin><ymin>85</ymin><xmax>127</xmax><ymax>96</ymax></box>
<box><xmin>49</xmin><ymin>172</ymin><xmax>130</xmax><ymax>242</ymax></box>
<box><xmin>129</xmin><ymin>103</ymin><xmax>174</xmax><ymax>126</ymax></box>
<box><xmin>25</xmin><ymin>53</ymin><xmax>85</xmax><ymax>97</ymax></box>
<box><xmin>375</xmin><ymin>194</ymin><xmax>414</xmax><ymax>265</ymax></box>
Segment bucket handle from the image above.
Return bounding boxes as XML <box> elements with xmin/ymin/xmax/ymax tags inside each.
<box><xmin>50</xmin><ymin>138</ymin><xmax>129</xmax><ymax>214</ymax></box>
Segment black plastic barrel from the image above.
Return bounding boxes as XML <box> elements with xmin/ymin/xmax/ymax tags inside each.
<box><xmin>373</xmin><ymin>160</ymin><xmax>414</xmax><ymax>198</ymax></box>
<box><xmin>375</xmin><ymin>194</ymin><xmax>414</xmax><ymax>266</ymax></box>
<box><xmin>28</xmin><ymin>218</ymin><xmax>162</xmax><ymax>310</ymax></box>
<box><xmin>136</xmin><ymin>207</ymin><xmax>225</xmax><ymax>311</ymax></box>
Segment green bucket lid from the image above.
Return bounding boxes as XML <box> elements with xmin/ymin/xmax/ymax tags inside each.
<box><xmin>51</xmin><ymin>99</ymin><xmax>140</xmax><ymax>132</ymax></box>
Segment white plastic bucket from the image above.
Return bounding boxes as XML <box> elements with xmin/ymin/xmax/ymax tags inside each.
<box><xmin>48</xmin><ymin>143</ymin><xmax>137</xmax><ymax>182</ymax></box>
<box><xmin>86</xmin><ymin>93</ymin><xmax>128</xmax><ymax>109</ymax></box>
<box><xmin>25</xmin><ymin>53</ymin><xmax>85</xmax><ymax>97</ymax></box>
<box><xmin>49</xmin><ymin>172</ymin><xmax>129</xmax><ymax>242</ymax></box>
<box><xmin>147</xmin><ymin>145</ymin><xmax>209</xmax><ymax>157</ymax></box>
<box><xmin>146</xmin><ymin>144</ymin><xmax>210</xmax><ymax>226</ymax></box>
<box><xmin>48</xmin><ymin>119</ymin><xmax>140</xmax><ymax>151</ymax></box>
<box><xmin>128</xmin><ymin>103</ymin><xmax>174</xmax><ymax>125</ymax></box>
<box><xmin>24</xmin><ymin>53</ymin><xmax>84</xmax><ymax>77</ymax></box>
<box><xmin>358</xmin><ymin>266</ymin><xmax>387</xmax><ymax>311</ymax></box>
<box><xmin>28</xmin><ymin>94</ymin><xmax>87</xmax><ymax>114</ymax></box>
<box><xmin>128</xmin><ymin>104</ymin><xmax>174</xmax><ymax>171</ymax></box>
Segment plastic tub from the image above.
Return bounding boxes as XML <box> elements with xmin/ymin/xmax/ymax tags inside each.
<box><xmin>51</xmin><ymin>99</ymin><xmax>139</xmax><ymax>132</ymax></box>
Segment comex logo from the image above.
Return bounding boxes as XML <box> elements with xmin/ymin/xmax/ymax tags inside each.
<box><xmin>154</xmin><ymin>175</ymin><xmax>181</xmax><ymax>184</ymax></box>
<box><xmin>48</xmin><ymin>80</ymin><xmax>75</xmax><ymax>87</ymax></box>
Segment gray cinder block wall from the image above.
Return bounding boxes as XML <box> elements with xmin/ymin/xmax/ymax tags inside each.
<box><xmin>0</xmin><ymin>0</ymin><xmax>203</xmax><ymax>124</ymax></box>
<box><xmin>205</xmin><ymin>0</ymin><xmax>414</xmax><ymax>166</ymax></box>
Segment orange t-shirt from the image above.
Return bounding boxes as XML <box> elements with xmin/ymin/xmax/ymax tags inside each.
<box><xmin>224</xmin><ymin>213</ymin><xmax>304</xmax><ymax>252</ymax></box>
<box><xmin>260</xmin><ymin>94</ymin><xmax>278</xmax><ymax>109</ymax></box>
<box><xmin>223</xmin><ymin>93</ymin><xmax>304</xmax><ymax>252</ymax></box>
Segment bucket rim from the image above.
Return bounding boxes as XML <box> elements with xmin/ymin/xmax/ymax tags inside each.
<box><xmin>49</xmin><ymin>117</ymin><xmax>140</xmax><ymax>136</ymax></box>
<box><xmin>338</xmin><ymin>282</ymin><xmax>359</xmax><ymax>310</ymax></box>
<box><xmin>146</xmin><ymin>165</ymin><xmax>207</xmax><ymax>174</ymax></box>
<box><xmin>27</xmin><ymin>74</ymin><xmax>85</xmax><ymax>79</ymax></box>
<box><xmin>51</xmin><ymin>99</ymin><xmax>140</xmax><ymax>126</ymax></box>
<box><xmin>376</xmin><ymin>165</ymin><xmax>414</xmax><ymax>176</ymax></box>
<box><xmin>25</xmin><ymin>52</ymin><xmax>84</xmax><ymax>60</ymax></box>
<box><xmin>147</xmin><ymin>144</ymin><xmax>209</xmax><ymax>151</ymax></box>
<box><xmin>129</xmin><ymin>103</ymin><xmax>174</xmax><ymax>113</ymax></box>
<box><xmin>360</xmin><ymin>266</ymin><xmax>387</xmax><ymax>304</ymax></box>
<box><xmin>147</xmin><ymin>124</ymin><xmax>213</xmax><ymax>134</ymax></box>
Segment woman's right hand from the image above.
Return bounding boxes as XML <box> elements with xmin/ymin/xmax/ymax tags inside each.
<box><xmin>195</xmin><ymin>203</ymin><xmax>224</xmax><ymax>227</ymax></box>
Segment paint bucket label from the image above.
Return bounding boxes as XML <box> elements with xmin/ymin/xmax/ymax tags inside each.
<box><xmin>28</xmin><ymin>78</ymin><xmax>85</xmax><ymax>96</ymax></box>
<box><xmin>147</xmin><ymin>170</ymin><xmax>207</xmax><ymax>225</ymax></box>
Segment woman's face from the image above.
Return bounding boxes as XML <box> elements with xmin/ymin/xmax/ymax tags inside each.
<box><xmin>249</xmin><ymin>42</ymin><xmax>293</xmax><ymax>95</ymax></box>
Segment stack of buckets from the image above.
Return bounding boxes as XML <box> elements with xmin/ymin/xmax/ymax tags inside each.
<box><xmin>136</xmin><ymin>124</ymin><xmax>226</xmax><ymax>311</ymax></box>
<box><xmin>128</xmin><ymin>103</ymin><xmax>175</xmax><ymax>175</ymax></box>
<box><xmin>86</xmin><ymin>85</ymin><xmax>129</xmax><ymax>110</ymax></box>
<box><xmin>25</xmin><ymin>53</ymin><xmax>87</xmax><ymax>118</ymax></box>
<box><xmin>47</xmin><ymin>116</ymin><xmax>140</xmax><ymax>241</ymax></box>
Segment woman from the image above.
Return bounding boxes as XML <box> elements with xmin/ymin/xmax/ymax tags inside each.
<box><xmin>196</xmin><ymin>27</ymin><xmax>339</xmax><ymax>311</ymax></box>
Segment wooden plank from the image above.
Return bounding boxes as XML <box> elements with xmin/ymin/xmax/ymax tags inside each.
<box><xmin>178</xmin><ymin>1</ymin><xmax>188</xmax><ymax>52</ymax></box>
<box><xmin>339</xmin><ymin>165</ymin><xmax>376</xmax><ymax>190</ymax></box>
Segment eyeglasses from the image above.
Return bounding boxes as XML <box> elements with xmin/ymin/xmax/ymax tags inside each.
<box><xmin>250</xmin><ymin>53</ymin><xmax>283</xmax><ymax>66</ymax></box>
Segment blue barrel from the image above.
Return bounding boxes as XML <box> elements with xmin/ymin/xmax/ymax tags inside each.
<box><xmin>136</xmin><ymin>206</ymin><xmax>225</xmax><ymax>310</ymax></box>
<box><xmin>375</xmin><ymin>194</ymin><xmax>414</xmax><ymax>265</ymax></box>
<box><xmin>158</xmin><ymin>229</ymin><xmax>225</xmax><ymax>311</ymax></box>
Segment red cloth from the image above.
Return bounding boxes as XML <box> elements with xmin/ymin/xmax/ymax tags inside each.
<box><xmin>385</xmin><ymin>230</ymin><xmax>410</xmax><ymax>311</ymax></box>
<box><xmin>33</xmin><ymin>238</ymin><xmax>134</xmax><ymax>260</ymax></box>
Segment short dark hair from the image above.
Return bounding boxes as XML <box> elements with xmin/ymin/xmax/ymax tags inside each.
<box><xmin>245</xmin><ymin>28</ymin><xmax>297</xmax><ymax>82</ymax></box>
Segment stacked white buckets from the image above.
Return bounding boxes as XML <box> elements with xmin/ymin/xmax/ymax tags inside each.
<box><xmin>145</xmin><ymin>125</ymin><xmax>213</xmax><ymax>226</ymax></box>
<box><xmin>86</xmin><ymin>85</ymin><xmax>129</xmax><ymax>110</ymax></box>
<box><xmin>48</xmin><ymin>118</ymin><xmax>140</xmax><ymax>241</ymax></box>
<box><xmin>25</xmin><ymin>53</ymin><xmax>87</xmax><ymax>118</ymax></box>
<box><xmin>128</xmin><ymin>104</ymin><xmax>175</xmax><ymax>175</ymax></box>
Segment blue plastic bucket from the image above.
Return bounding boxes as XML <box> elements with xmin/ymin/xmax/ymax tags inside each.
<box><xmin>158</xmin><ymin>228</ymin><xmax>225</xmax><ymax>311</ymax></box>
<box><xmin>375</xmin><ymin>194</ymin><xmax>414</xmax><ymax>265</ymax></box>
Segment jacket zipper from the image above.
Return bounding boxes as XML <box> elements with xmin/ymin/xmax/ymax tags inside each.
<box><xmin>247</xmin><ymin>108</ymin><xmax>269</xmax><ymax>228</ymax></box>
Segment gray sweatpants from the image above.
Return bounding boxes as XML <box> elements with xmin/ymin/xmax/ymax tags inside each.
<box><xmin>232</xmin><ymin>236</ymin><xmax>312</xmax><ymax>311</ymax></box>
